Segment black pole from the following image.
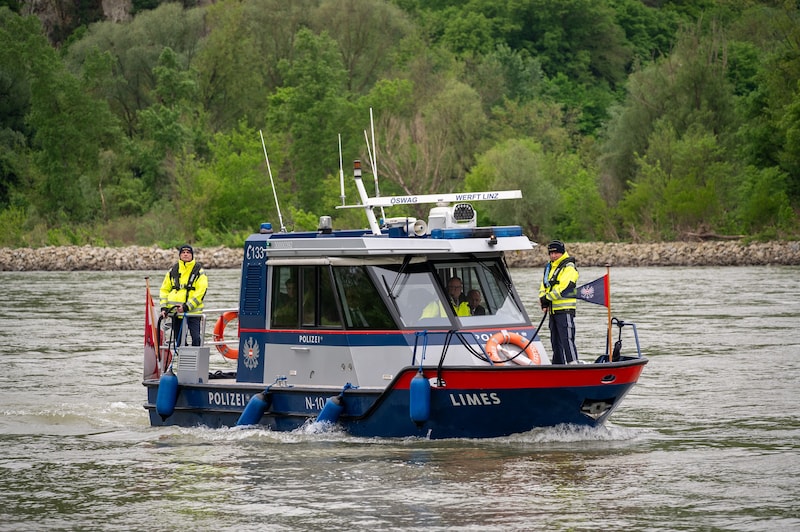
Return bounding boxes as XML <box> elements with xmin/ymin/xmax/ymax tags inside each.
<box><xmin>520</xmin><ymin>310</ymin><xmax>548</xmax><ymax>353</ymax></box>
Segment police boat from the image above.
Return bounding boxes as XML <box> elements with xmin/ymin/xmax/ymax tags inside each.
<box><xmin>142</xmin><ymin>160</ymin><xmax>648</xmax><ymax>439</ymax></box>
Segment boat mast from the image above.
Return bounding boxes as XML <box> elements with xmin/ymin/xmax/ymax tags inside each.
<box><xmin>352</xmin><ymin>160</ymin><xmax>382</xmax><ymax>235</ymax></box>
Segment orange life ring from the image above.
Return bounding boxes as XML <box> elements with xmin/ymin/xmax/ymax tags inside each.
<box><xmin>213</xmin><ymin>311</ymin><xmax>239</xmax><ymax>360</ymax></box>
<box><xmin>485</xmin><ymin>331</ymin><xmax>541</xmax><ymax>366</ymax></box>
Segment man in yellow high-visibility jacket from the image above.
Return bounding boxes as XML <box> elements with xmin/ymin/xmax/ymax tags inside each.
<box><xmin>538</xmin><ymin>240</ymin><xmax>579</xmax><ymax>364</ymax></box>
<box><xmin>160</xmin><ymin>244</ymin><xmax>208</xmax><ymax>347</ymax></box>
<box><xmin>420</xmin><ymin>277</ymin><xmax>471</xmax><ymax>318</ymax></box>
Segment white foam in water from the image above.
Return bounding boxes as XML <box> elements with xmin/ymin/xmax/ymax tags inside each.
<box><xmin>504</xmin><ymin>422</ymin><xmax>648</xmax><ymax>444</ymax></box>
<box><xmin>296</xmin><ymin>418</ymin><xmax>346</xmax><ymax>436</ymax></box>
<box><xmin>167</xmin><ymin>422</ymin><xmax>350</xmax><ymax>445</ymax></box>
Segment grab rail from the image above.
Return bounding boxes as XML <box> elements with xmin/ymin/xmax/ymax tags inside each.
<box><xmin>157</xmin><ymin>307</ymin><xmax>238</xmax><ymax>352</ymax></box>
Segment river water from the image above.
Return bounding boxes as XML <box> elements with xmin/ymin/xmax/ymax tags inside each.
<box><xmin>0</xmin><ymin>266</ymin><xmax>798</xmax><ymax>531</ymax></box>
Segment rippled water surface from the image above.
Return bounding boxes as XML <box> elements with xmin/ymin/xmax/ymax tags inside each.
<box><xmin>1</xmin><ymin>266</ymin><xmax>798</xmax><ymax>531</ymax></box>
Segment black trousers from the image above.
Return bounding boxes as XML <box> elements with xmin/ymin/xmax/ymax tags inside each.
<box><xmin>171</xmin><ymin>315</ymin><xmax>202</xmax><ymax>347</ymax></box>
<box><xmin>549</xmin><ymin>310</ymin><xmax>578</xmax><ymax>364</ymax></box>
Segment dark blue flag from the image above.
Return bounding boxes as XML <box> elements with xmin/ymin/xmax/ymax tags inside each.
<box><xmin>574</xmin><ymin>275</ymin><xmax>609</xmax><ymax>307</ymax></box>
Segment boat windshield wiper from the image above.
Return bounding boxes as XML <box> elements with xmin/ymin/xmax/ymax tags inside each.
<box><xmin>498</xmin><ymin>255</ymin><xmax>515</xmax><ymax>289</ymax></box>
<box><xmin>386</xmin><ymin>254</ymin><xmax>413</xmax><ymax>299</ymax></box>
<box><xmin>471</xmin><ymin>254</ymin><xmax>512</xmax><ymax>291</ymax></box>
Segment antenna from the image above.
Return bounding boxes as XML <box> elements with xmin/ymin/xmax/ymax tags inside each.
<box><xmin>259</xmin><ymin>130</ymin><xmax>287</xmax><ymax>233</ymax></box>
<box><xmin>368</xmin><ymin>108</ymin><xmax>386</xmax><ymax>222</ymax></box>
<box><xmin>338</xmin><ymin>134</ymin><xmax>346</xmax><ymax>206</ymax></box>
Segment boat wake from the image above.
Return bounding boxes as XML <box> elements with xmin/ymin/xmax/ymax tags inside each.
<box><xmin>155</xmin><ymin>421</ymin><xmax>651</xmax><ymax>448</ymax></box>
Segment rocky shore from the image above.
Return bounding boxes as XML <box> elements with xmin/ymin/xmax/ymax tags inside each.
<box><xmin>1</xmin><ymin>240</ymin><xmax>799</xmax><ymax>271</ymax></box>
<box><xmin>505</xmin><ymin>240</ymin><xmax>800</xmax><ymax>268</ymax></box>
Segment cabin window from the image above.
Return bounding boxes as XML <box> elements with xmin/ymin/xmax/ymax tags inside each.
<box><xmin>332</xmin><ymin>266</ymin><xmax>397</xmax><ymax>330</ymax></box>
<box><xmin>371</xmin><ymin>264</ymin><xmax>450</xmax><ymax>328</ymax></box>
<box><xmin>270</xmin><ymin>265</ymin><xmax>343</xmax><ymax>329</ymax></box>
<box><xmin>438</xmin><ymin>261</ymin><xmax>528</xmax><ymax>326</ymax></box>
<box><xmin>318</xmin><ymin>268</ymin><xmax>341</xmax><ymax>327</ymax></box>
<box><xmin>271</xmin><ymin>266</ymin><xmax>298</xmax><ymax>327</ymax></box>
<box><xmin>301</xmin><ymin>267</ymin><xmax>316</xmax><ymax>326</ymax></box>
<box><xmin>371</xmin><ymin>259</ymin><xmax>528</xmax><ymax>328</ymax></box>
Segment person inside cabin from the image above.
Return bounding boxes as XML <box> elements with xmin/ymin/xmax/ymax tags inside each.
<box><xmin>446</xmin><ymin>277</ymin><xmax>471</xmax><ymax>315</ymax></box>
<box><xmin>301</xmin><ymin>269</ymin><xmax>316</xmax><ymax>326</ymax></box>
<box><xmin>272</xmin><ymin>277</ymin><xmax>298</xmax><ymax>327</ymax></box>
<box><xmin>467</xmin><ymin>289</ymin><xmax>486</xmax><ymax>316</ymax></box>
<box><xmin>160</xmin><ymin>244</ymin><xmax>208</xmax><ymax>347</ymax></box>
<box><xmin>447</xmin><ymin>276</ymin><xmax>469</xmax><ymax>306</ymax></box>
<box><xmin>538</xmin><ymin>240</ymin><xmax>579</xmax><ymax>364</ymax></box>
<box><xmin>421</xmin><ymin>277</ymin><xmax>471</xmax><ymax>318</ymax></box>
<box><xmin>279</xmin><ymin>277</ymin><xmax>297</xmax><ymax>306</ymax></box>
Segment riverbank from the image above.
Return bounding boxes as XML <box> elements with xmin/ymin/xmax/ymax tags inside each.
<box><xmin>2</xmin><ymin>240</ymin><xmax>799</xmax><ymax>271</ymax></box>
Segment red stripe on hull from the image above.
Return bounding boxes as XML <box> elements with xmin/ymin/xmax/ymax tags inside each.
<box><xmin>394</xmin><ymin>362</ymin><xmax>646</xmax><ymax>390</ymax></box>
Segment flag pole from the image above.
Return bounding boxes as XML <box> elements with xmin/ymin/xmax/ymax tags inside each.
<box><xmin>606</xmin><ymin>264</ymin><xmax>612</xmax><ymax>361</ymax></box>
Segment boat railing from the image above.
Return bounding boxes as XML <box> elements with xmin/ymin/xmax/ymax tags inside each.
<box><xmin>409</xmin><ymin>319</ymin><xmax>644</xmax><ymax>369</ymax></box>
<box><xmin>598</xmin><ymin>317</ymin><xmax>643</xmax><ymax>362</ymax></box>
<box><xmin>199</xmin><ymin>307</ymin><xmax>239</xmax><ymax>351</ymax></box>
<box><xmin>157</xmin><ymin>307</ymin><xmax>239</xmax><ymax>358</ymax></box>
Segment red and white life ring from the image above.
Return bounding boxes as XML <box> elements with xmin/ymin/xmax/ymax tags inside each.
<box><xmin>213</xmin><ymin>311</ymin><xmax>239</xmax><ymax>360</ymax></box>
<box><xmin>485</xmin><ymin>331</ymin><xmax>541</xmax><ymax>366</ymax></box>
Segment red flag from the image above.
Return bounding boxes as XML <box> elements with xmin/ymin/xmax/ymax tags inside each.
<box><xmin>144</xmin><ymin>283</ymin><xmax>159</xmax><ymax>380</ymax></box>
<box><xmin>575</xmin><ymin>274</ymin><xmax>610</xmax><ymax>307</ymax></box>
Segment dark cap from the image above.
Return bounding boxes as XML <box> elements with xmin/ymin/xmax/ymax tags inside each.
<box><xmin>547</xmin><ymin>240</ymin><xmax>565</xmax><ymax>254</ymax></box>
<box><xmin>178</xmin><ymin>244</ymin><xmax>194</xmax><ymax>258</ymax></box>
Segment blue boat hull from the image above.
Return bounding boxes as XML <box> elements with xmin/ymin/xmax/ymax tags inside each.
<box><xmin>144</xmin><ymin>358</ymin><xmax>647</xmax><ymax>439</ymax></box>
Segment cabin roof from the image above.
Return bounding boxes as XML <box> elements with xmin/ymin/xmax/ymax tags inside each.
<box><xmin>246</xmin><ymin>227</ymin><xmax>534</xmax><ymax>258</ymax></box>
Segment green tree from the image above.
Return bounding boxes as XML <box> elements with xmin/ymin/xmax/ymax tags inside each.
<box><xmin>194</xmin><ymin>0</ymin><xmax>316</xmax><ymax>131</ymax></box>
<box><xmin>488</xmin><ymin>98</ymin><xmax>576</xmax><ymax>155</ymax></box>
<box><xmin>736</xmin><ymin>166</ymin><xmax>795</xmax><ymax>238</ymax></box>
<box><xmin>728</xmin><ymin>2</ymin><xmax>800</xmax><ymax>202</ymax></box>
<box><xmin>176</xmin><ymin>123</ymin><xmax>281</xmax><ymax>241</ymax></box>
<box><xmin>0</xmin><ymin>7</ymin><xmax>33</xmax><ymax>209</ymax></box>
<box><xmin>1</xmin><ymin>8</ymin><xmax>121</xmax><ymax>225</ymax></box>
<box><xmin>416</xmin><ymin>0</ymin><xmax>632</xmax><ymax>133</ymax></box>
<box><xmin>464</xmin><ymin>138</ymin><xmax>560</xmax><ymax>240</ymax></box>
<box><xmin>600</xmin><ymin>23</ymin><xmax>737</xmax><ymax>206</ymax></box>
<box><xmin>310</xmin><ymin>0</ymin><xmax>413</xmax><ymax>94</ymax></box>
<box><xmin>268</xmin><ymin>28</ymin><xmax>356</xmax><ymax>207</ymax></box>
<box><xmin>778</xmin><ymin>85</ymin><xmax>800</xmax><ymax>196</ymax></box>
<box><xmin>508</xmin><ymin>0</ymin><xmax>632</xmax><ymax>132</ymax></box>
<box><xmin>119</xmin><ymin>47</ymin><xmax>206</xmax><ymax>216</ymax></box>
<box><xmin>616</xmin><ymin>123</ymin><xmax>736</xmax><ymax>240</ymax></box>
<box><xmin>610</xmin><ymin>0</ymin><xmax>682</xmax><ymax>64</ymax></box>
<box><xmin>138</xmin><ymin>48</ymin><xmax>199</xmax><ymax>155</ymax></box>
<box><xmin>65</xmin><ymin>3</ymin><xmax>206</xmax><ymax>136</ymax></box>
<box><xmin>551</xmin><ymin>153</ymin><xmax>610</xmax><ymax>241</ymax></box>
<box><xmin>28</xmin><ymin>66</ymin><xmax>121</xmax><ymax>223</ymax></box>
<box><xmin>465</xmin><ymin>44</ymin><xmax>544</xmax><ymax>111</ymax></box>
<box><xmin>376</xmin><ymin>79</ymin><xmax>487</xmax><ymax>203</ymax></box>
<box><xmin>4</xmin><ymin>0</ymin><xmax>800</xmax><ymax>245</ymax></box>
<box><xmin>439</xmin><ymin>9</ymin><xmax>495</xmax><ymax>56</ymax></box>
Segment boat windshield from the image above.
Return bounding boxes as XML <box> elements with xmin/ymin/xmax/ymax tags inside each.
<box><xmin>370</xmin><ymin>259</ymin><xmax>529</xmax><ymax>329</ymax></box>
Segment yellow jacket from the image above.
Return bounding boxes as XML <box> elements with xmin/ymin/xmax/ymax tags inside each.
<box><xmin>160</xmin><ymin>259</ymin><xmax>208</xmax><ymax>315</ymax></box>
<box><xmin>421</xmin><ymin>299</ymin><xmax>471</xmax><ymax>318</ymax></box>
<box><xmin>538</xmin><ymin>252</ymin><xmax>578</xmax><ymax>313</ymax></box>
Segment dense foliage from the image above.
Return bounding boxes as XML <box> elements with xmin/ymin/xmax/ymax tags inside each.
<box><xmin>0</xmin><ymin>0</ymin><xmax>798</xmax><ymax>248</ymax></box>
